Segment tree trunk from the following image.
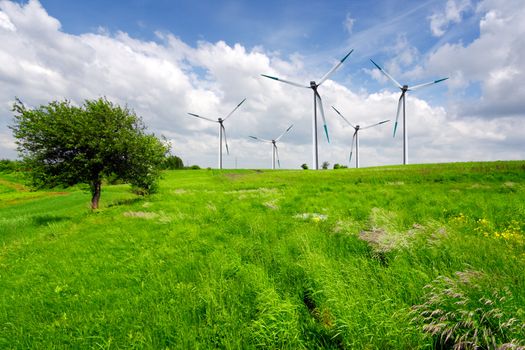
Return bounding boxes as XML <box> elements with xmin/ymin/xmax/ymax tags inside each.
<box><xmin>90</xmin><ymin>180</ymin><xmax>101</xmax><ymax>209</ymax></box>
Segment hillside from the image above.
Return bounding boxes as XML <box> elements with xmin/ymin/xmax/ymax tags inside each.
<box><xmin>1</xmin><ymin>161</ymin><xmax>524</xmax><ymax>348</ymax></box>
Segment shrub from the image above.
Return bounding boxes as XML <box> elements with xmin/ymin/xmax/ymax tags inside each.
<box><xmin>0</xmin><ymin>159</ymin><xmax>21</xmax><ymax>172</ymax></box>
<box><xmin>333</xmin><ymin>163</ymin><xmax>348</xmax><ymax>169</ymax></box>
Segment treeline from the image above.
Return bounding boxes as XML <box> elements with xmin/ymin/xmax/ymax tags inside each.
<box><xmin>159</xmin><ymin>155</ymin><xmax>201</xmax><ymax>170</ymax></box>
<box><xmin>160</xmin><ymin>155</ymin><xmax>185</xmax><ymax>170</ymax></box>
<box><xmin>1</xmin><ymin>156</ymin><xmax>192</xmax><ymax>172</ymax></box>
<box><xmin>0</xmin><ymin>159</ymin><xmax>22</xmax><ymax>172</ymax></box>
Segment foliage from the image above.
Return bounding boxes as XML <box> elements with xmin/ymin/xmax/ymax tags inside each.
<box><xmin>161</xmin><ymin>154</ymin><xmax>184</xmax><ymax>170</ymax></box>
<box><xmin>321</xmin><ymin>161</ymin><xmax>330</xmax><ymax>169</ymax></box>
<box><xmin>0</xmin><ymin>161</ymin><xmax>524</xmax><ymax>348</ymax></box>
<box><xmin>0</xmin><ymin>159</ymin><xmax>22</xmax><ymax>172</ymax></box>
<box><xmin>10</xmin><ymin>98</ymin><xmax>168</xmax><ymax>208</ymax></box>
<box><xmin>301</xmin><ymin>163</ymin><xmax>308</xmax><ymax>170</ymax></box>
<box><xmin>333</xmin><ymin>163</ymin><xmax>348</xmax><ymax>169</ymax></box>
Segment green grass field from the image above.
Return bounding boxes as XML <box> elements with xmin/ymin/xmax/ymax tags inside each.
<box><xmin>1</xmin><ymin>161</ymin><xmax>524</xmax><ymax>349</ymax></box>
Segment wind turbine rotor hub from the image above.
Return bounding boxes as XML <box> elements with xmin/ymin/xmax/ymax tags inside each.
<box><xmin>310</xmin><ymin>81</ymin><xmax>317</xmax><ymax>88</ymax></box>
<box><xmin>402</xmin><ymin>85</ymin><xmax>408</xmax><ymax>91</ymax></box>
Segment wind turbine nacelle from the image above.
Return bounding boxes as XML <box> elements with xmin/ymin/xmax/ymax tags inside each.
<box><xmin>310</xmin><ymin>81</ymin><xmax>317</xmax><ymax>88</ymax></box>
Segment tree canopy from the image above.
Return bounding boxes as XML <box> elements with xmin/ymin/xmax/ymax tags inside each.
<box><xmin>161</xmin><ymin>154</ymin><xmax>184</xmax><ymax>170</ymax></box>
<box><xmin>11</xmin><ymin>98</ymin><xmax>168</xmax><ymax>209</ymax></box>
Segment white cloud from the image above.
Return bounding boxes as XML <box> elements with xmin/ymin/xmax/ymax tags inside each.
<box><xmin>344</xmin><ymin>13</ymin><xmax>355</xmax><ymax>34</ymax></box>
<box><xmin>429</xmin><ymin>0</ymin><xmax>472</xmax><ymax>37</ymax></box>
<box><xmin>0</xmin><ymin>10</ymin><xmax>15</xmax><ymax>31</ymax></box>
<box><xmin>365</xmin><ymin>34</ymin><xmax>422</xmax><ymax>88</ymax></box>
<box><xmin>423</xmin><ymin>0</ymin><xmax>525</xmax><ymax>119</ymax></box>
<box><xmin>0</xmin><ymin>0</ymin><xmax>523</xmax><ymax>168</ymax></box>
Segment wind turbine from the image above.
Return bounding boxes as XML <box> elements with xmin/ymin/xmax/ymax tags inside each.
<box><xmin>370</xmin><ymin>59</ymin><xmax>448</xmax><ymax>165</ymax></box>
<box><xmin>332</xmin><ymin>106</ymin><xmax>389</xmax><ymax>168</ymax></box>
<box><xmin>261</xmin><ymin>49</ymin><xmax>354</xmax><ymax>170</ymax></box>
<box><xmin>249</xmin><ymin>124</ymin><xmax>294</xmax><ymax>169</ymax></box>
<box><xmin>188</xmin><ymin>98</ymin><xmax>246</xmax><ymax>169</ymax></box>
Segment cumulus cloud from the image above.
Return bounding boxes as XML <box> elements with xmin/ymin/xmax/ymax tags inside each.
<box><xmin>0</xmin><ymin>9</ymin><xmax>15</xmax><ymax>31</ymax></box>
<box><xmin>423</xmin><ymin>0</ymin><xmax>525</xmax><ymax>120</ymax></box>
<box><xmin>428</xmin><ymin>0</ymin><xmax>472</xmax><ymax>37</ymax></box>
<box><xmin>0</xmin><ymin>0</ymin><xmax>523</xmax><ymax>167</ymax></box>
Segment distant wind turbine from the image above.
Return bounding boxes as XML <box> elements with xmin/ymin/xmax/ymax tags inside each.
<box><xmin>261</xmin><ymin>49</ymin><xmax>354</xmax><ymax>170</ymax></box>
<box><xmin>188</xmin><ymin>98</ymin><xmax>246</xmax><ymax>169</ymax></box>
<box><xmin>370</xmin><ymin>59</ymin><xmax>448</xmax><ymax>165</ymax></box>
<box><xmin>332</xmin><ymin>106</ymin><xmax>389</xmax><ymax>168</ymax></box>
<box><xmin>249</xmin><ymin>124</ymin><xmax>294</xmax><ymax>169</ymax></box>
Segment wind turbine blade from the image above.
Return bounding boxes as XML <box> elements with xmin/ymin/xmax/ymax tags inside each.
<box><xmin>275</xmin><ymin>124</ymin><xmax>294</xmax><ymax>141</ymax></box>
<box><xmin>318</xmin><ymin>49</ymin><xmax>354</xmax><ymax>85</ymax></box>
<box><xmin>349</xmin><ymin>131</ymin><xmax>357</xmax><ymax>163</ymax></box>
<box><xmin>261</xmin><ymin>74</ymin><xmax>309</xmax><ymax>88</ymax></box>
<box><xmin>222</xmin><ymin>125</ymin><xmax>229</xmax><ymax>154</ymax></box>
<box><xmin>188</xmin><ymin>113</ymin><xmax>216</xmax><ymax>123</ymax></box>
<box><xmin>315</xmin><ymin>92</ymin><xmax>330</xmax><ymax>143</ymax></box>
<box><xmin>223</xmin><ymin>98</ymin><xmax>246</xmax><ymax>121</ymax></box>
<box><xmin>360</xmin><ymin>119</ymin><xmax>390</xmax><ymax>130</ymax></box>
<box><xmin>393</xmin><ymin>93</ymin><xmax>404</xmax><ymax>137</ymax></box>
<box><xmin>274</xmin><ymin>144</ymin><xmax>281</xmax><ymax>168</ymax></box>
<box><xmin>370</xmin><ymin>59</ymin><xmax>403</xmax><ymax>89</ymax></box>
<box><xmin>331</xmin><ymin>106</ymin><xmax>355</xmax><ymax>128</ymax></box>
<box><xmin>409</xmin><ymin>77</ymin><xmax>448</xmax><ymax>91</ymax></box>
<box><xmin>249</xmin><ymin>136</ymin><xmax>271</xmax><ymax>143</ymax></box>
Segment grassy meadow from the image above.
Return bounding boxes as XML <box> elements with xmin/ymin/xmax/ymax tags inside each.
<box><xmin>1</xmin><ymin>161</ymin><xmax>524</xmax><ymax>349</ymax></box>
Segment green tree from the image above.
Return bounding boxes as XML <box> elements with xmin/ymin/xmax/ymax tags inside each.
<box><xmin>301</xmin><ymin>163</ymin><xmax>309</xmax><ymax>170</ymax></box>
<box><xmin>10</xmin><ymin>98</ymin><xmax>168</xmax><ymax>209</ymax></box>
<box><xmin>322</xmin><ymin>161</ymin><xmax>330</xmax><ymax>169</ymax></box>
<box><xmin>162</xmin><ymin>154</ymin><xmax>184</xmax><ymax>170</ymax></box>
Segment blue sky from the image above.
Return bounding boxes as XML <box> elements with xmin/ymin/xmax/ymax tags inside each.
<box><xmin>38</xmin><ymin>0</ymin><xmax>474</xmax><ymax>46</ymax></box>
<box><xmin>37</xmin><ymin>0</ymin><xmax>477</xmax><ymax>82</ymax></box>
<box><xmin>0</xmin><ymin>0</ymin><xmax>524</xmax><ymax>168</ymax></box>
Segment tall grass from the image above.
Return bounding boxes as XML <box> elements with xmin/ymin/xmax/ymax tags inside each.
<box><xmin>0</xmin><ymin>161</ymin><xmax>524</xmax><ymax>348</ymax></box>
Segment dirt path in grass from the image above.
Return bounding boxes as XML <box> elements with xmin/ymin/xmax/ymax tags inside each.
<box><xmin>0</xmin><ymin>178</ymin><xmax>28</xmax><ymax>192</ymax></box>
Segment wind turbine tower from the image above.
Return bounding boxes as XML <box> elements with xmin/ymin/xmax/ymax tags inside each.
<box><xmin>332</xmin><ymin>106</ymin><xmax>389</xmax><ymax>168</ymax></box>
<box><xmin>249</xmin><ymin>124</ymin><xmax>294</xmax><ymax>169</ymax></box>
<box><xmin>370</xmin><ymin>59</ymin><xmax>448</xmax><ymax>164</ymax></box>
<box><xmin>188</xmin><ymin>98</ymin><xmax>246</xmax><ymax>169</ymax></box>
<box><xmin>261</xmin><ymin>49</ymin><xmax>353</xmax><ymax>170</ymax></box>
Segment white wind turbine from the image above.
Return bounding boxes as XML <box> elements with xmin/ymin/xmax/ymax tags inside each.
<box><xmin>261</xmin><ymin>49</ymin><xmax>353</xmax><ymax>170</ymax></box>
<box><xmin>332</xmin><ymin>106</ymin><xmax>389</xmax><ymax>168</ymax></box>
<box><xmin>188</xmin><ymin>98</ymin><xmax>246</xmax><ymax>169</ymax></box>
<box><xmin>370</xmin><ymin>59</ymin><xmax>448</xmax><ymax>165</ymax></box>
<box><xmin>249</xmin><ymin>124</ymin><xmax>294</xmax><ymax>169</ymax></box>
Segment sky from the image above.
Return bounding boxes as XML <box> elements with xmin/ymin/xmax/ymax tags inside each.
<box><xmin>0</xmin><ymin>0</ymin><xmax>524</xmax><ymax>169</ymax></box>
